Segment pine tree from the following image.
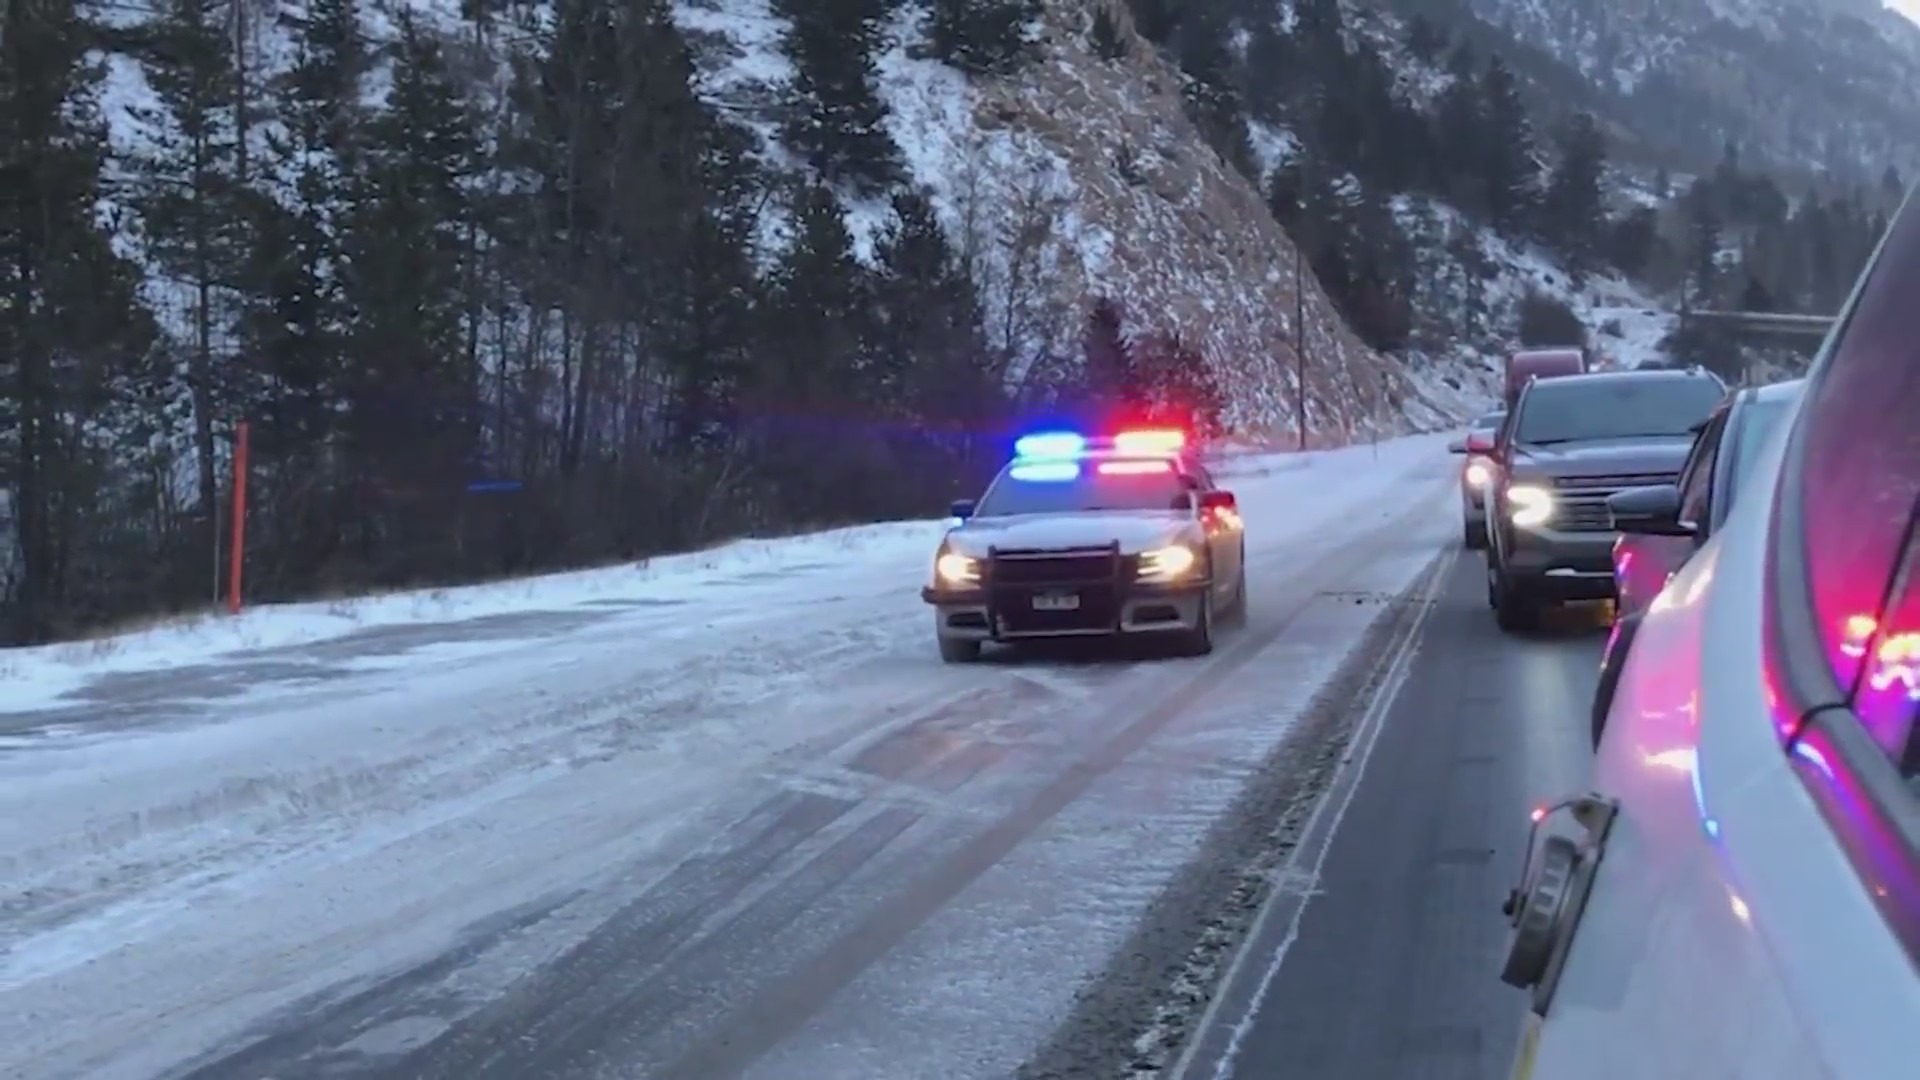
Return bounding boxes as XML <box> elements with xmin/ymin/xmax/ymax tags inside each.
<box><xmin>775</xmin><ymin>0</ymin><xmax>904</xmax><ymax>195</ymax></box>
<box><xmin>342</xmin><ymin>10</ymin><xmax>479</xmax><ymax>460</ymax></box>
<box><xmin>134</xmin><ymin>0</ymin><xmax>252</xmax><ymax>525</ymax></box>
<box><xmin>1177</xmin><ymin>8</ymin><xmax>1256</xmax><ymax>176</ymax></box>
<box><xmin>1432</xmin><ymin>41</ymin><xmax>1483</xmax><ymax>213</ymax></box>
<box><xmin>1090</xmin><ymin>4</ymin><xmax>1128</xmax><ymax>61</ymax></box>
<box><xmin>1540</xmin><ymin>111</ymin><xmax>1606</xmax><ymax>274</ymax></box>
<box><xmin>0</xmin><ymin>0</ymin><xmax>156</xmax><ymax>640</ymax></box>
<box><xmin>923</xmin><ymin>0</ymin><xmax>1040</xmax><ymax>76</ymax></box>
<box><xmin>1685</xmin><ymin>182</ymin><xmax>1722</xmax><ymax>305</ymax></box>
<box><xmin>870</xmin><ymin>190</ymin><xmax>988</xmax><ymax>409</ymax></box>
<box><xmin>1124</xmin><ymin>0</ymin><xmax>1177</xmax><ymax>45</ymax></box>
<box><xmin>1477</xmin><ymin>54</ymin><xmax>1538</xmax><ymax>236</ymax></box>
<box><xmin>1081</xmin><ymin>297</ymin><xmax>1135</xmax><ymax>409</ymax></box>
<box><xmin>247</xmin><ymin>0</ymin><xmax>368</xmax><ymax>452</ymax></box>
<box><xmin>1405</xmin><ymin>15</ymin><xmax>1443</xmax><ymax>64</ymax></box>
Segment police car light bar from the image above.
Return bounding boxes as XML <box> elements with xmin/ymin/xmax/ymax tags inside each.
<box><xmin>1014</xmin><ymin>431</ymin><xmax>1086</xmax><ymax>459</ymax></box>
<box><xmin>1112</xmin><ymin>428</ymin><xmax>1185</xmax><ymax>453</ymax></box>
<box><xmin>1010</xmin><ymin>461</ymin><xmax>1080</xmax><ymax>481</ymax></box>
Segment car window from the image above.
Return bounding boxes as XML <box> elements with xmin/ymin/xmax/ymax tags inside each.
<box><xmin>974</xmin><ymin>458</ymin><xmax>1189</xmax><ymax>516</ymax></box>
<box><xmin>1472</xmin><ymin>411</ymin><xmax>1505</xmax><ymax>432</ymax></box>
<box><xmin>1788</xmin><ymin>196</ymin><xmax>1920</xmax><ymax>696</ymax></box>
<box><xmin>1513</xmin><ymin>377</ymin><xmax>1724</xmax><ymax>444</ymax></box>
<box><xmin>1767</xmin><ymin>186</ymin><xmax>1920</xmax><ymax>957</ymax></box>
<box><xmin>1857</xmin><ymin>524</ymin><xmax>1920</xmax><ymax>778</ymax></box>
<box><xmin>1726</xmin><ymin>396</ymin><xmax>1796</xmax><ymax>503</ymax></box>
<box><xmin>1676</xmin><ymin>410</ymin><xmax>1727</xmax><ymax>529</ymax></box>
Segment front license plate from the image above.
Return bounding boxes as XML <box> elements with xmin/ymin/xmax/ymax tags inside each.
<box><xmin>1031</xmin><ymin>591</ymin><xmax>1080</xmax><ymax>611</ymax></box>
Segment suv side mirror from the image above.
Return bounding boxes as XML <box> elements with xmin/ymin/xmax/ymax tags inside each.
<box><xmin>1607</xmin><ymin>485</ymin><xmax>1691</xmax><ymax>536</ymax></box>
<box><xmin>1200</xmin><ymin>490</ymin><xmax>1237</xmax><ymax>512</ymax></box>
<box><xmin>1448</xmin><ymin>438</ymin><xmax>1466</xmax><ymax>453</ymax></box>
<box><xmin>949</xmin><ymin>499</ymin><xmax>975</xmax><ymax>520</ymax></box>
<box><xmin>1465</xmin><ymin>430</ymin><xmax>1495</xmax><ymax>455</ymax></box>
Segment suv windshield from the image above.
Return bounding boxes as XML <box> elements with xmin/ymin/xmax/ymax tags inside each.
<box><xmin>974</xmin><ymin>460</ymin><xmax>1192</xmax><ymax>516</ymax></box>
<box><xmin>1514</xmin><ymin>377</ymin><xmax>1724</xmax><ymax>444</ymax></box>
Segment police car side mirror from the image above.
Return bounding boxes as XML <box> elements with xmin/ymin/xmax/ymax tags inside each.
<box><xmin>949</xmin><ymin>498</ymin><xmax>975</xmax><ymax>520</ymax></box>
<box><xmin>1200</xmin><ymin>491</ymin><xmax>1237</xmax><ymax>512</ymax></box>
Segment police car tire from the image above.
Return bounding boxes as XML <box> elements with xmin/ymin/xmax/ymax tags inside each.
<box><xmin>1222</xmin><ymin>571</ymin><xmax>1249</xmax><ymax>624</ymax></box>
<box><xmin>938</xmin><ymin>637</ymin><xmax>981</xmax><ymax>663</ymax></box>
<box><xmin>1177</xmin><ymin>596</ymin><xmax>1215</xmax><ymax>655</ymax></box>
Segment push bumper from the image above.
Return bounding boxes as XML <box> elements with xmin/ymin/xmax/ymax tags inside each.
<box><xmin>922</xmin><ymin>580</ymin><xmax>1210</xmax><ymax>642</ymax></box>
<box><xmin>1501</xmin><ymin>527</ymin><xmax>1617</xmax><ymax>601</ymax></box>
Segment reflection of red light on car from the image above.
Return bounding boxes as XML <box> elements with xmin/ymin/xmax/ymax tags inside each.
<box><xmin>1841</xmin><ymin>613</ymin><xmax>1877</xmax><ymax>658</ymax></box>
<box><xmin>1835</xmin><ymin>612</ymin><xmax>1920</xmax><ymax>704</ymax></box>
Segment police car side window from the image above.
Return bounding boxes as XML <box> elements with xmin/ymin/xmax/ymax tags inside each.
<box><xmin>1866</xmin><ymin>530</ymin><xmax>1920</xmax><ymax>782</ymax></box>
<box><xmin>1786</xmin><ymin>193</ymin><xmax>1920</xmax><ymax>696</ymax></box>
<box><xmin>1768</xmin><ymin>187</ymin><xmax>1920</xmax><ymax>957</ymax></box>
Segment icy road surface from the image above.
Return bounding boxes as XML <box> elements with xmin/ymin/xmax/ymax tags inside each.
<box><xmin>0</xmin><ymin>436</ymin><xmax>1457</xmax><ymax>1080</ymax></box>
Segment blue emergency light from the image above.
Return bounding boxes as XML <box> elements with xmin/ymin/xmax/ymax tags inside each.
<box><xmin>1013</xmin><ymin>431</ymin><xmax>1086</xmax><ymax>459</ymax></box>
<box><xmin>1009</xmin><ymin>461</ymin><xmax>1081</xmax><ymax>481</ymax></box>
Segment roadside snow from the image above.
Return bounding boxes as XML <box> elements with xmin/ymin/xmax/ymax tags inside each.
<box><xmin>0</xmin><ymin>520</ymin><xmax>948</xmax><ymax>713</ymax></box>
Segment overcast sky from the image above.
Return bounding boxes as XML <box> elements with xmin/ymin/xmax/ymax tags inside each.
<box><xmin>1892</xmin><ymin>1</ymin><xmax>1920</xmax><ymax>23</ymax></box>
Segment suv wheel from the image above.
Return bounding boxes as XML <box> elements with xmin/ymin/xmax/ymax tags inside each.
<box><xmin>1491</xmin><ymin>564</ymin><xmax>1538</xmax><ymax>633</ymax></box>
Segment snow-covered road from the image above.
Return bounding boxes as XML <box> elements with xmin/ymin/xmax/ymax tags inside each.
<box><xmin>0</xmin><ymin>436</ymin><xmax>1459</xmax><ymax>1080</ymax></box>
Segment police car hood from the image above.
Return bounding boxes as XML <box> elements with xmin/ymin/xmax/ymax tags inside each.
<box><xmin>949</xmin><ymin>511</ymin><xmax>1195</xmax><ymax>556</ymax></box>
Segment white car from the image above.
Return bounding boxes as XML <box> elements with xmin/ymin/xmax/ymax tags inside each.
<box><xmin>1500</xmin><ymin>188</ymin><xmax>1918</xmax><ymax>1078</ymax></box>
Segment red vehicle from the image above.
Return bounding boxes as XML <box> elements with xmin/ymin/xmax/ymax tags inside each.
<box><xmin>1504</xmin><ymin>347</ymin><xmax>1586</xmax><ymax>406</ymax></box>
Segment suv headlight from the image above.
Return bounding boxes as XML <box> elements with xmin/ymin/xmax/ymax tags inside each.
<box><xmin>1138</xmin><ymin>544</ymin><xmax>1199</xmax><ymax>581</ymax></box>
<box><xmin>935</xmin><ymin>550</ymin><xmax>979</xmax><ymax>587</ymax></box>
<box><xmin>1506</xmin><ymin>484</ymin><xmax>1553</xmax><ymax>527</ymax></box>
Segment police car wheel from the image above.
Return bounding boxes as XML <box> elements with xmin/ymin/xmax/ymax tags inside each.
<box><xmin>1221</xmin><ymin>571</ymin><xmax>1248</xmax><ymax>625</ymax></box>
<box><xmin>938</xmin><ymin>637</ymin><xmax>981</xmax><ymax>663</ymax></box>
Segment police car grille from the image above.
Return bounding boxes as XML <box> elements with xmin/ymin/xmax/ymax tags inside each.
<box><xmin>988</xmin><ymin>550</ymin><xmax>1118</xmax><ymax>586</ymax></box>
<box><xmin>989</xmin><ymin>548</ymin><xmax>1120</xmax><ymax>634</ymax></box>
<box><xmin>1550</xmin><ymin>473</ymin><xmax>1676</xmax><ymax>532</ymax></box>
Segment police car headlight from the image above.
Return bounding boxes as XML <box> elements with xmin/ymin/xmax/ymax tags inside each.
<box><xmin>1137</xmin><ymin>544</ymin><xmax>1198</xmax><ymax>581</ymax></box>
<box><xmin>1507</xmin><ymin>484</ymin><xmax>1553</xmax><ymax>527</ymax></box>
<box><xmin>935</xmin><ymin>551</ymin><xmax>980</xmax><ymax>587</ymax></box>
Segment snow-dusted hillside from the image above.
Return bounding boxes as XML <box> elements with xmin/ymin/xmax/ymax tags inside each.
<box><xmin>1418</xmin><ymin>0</ymin><xmax>1920</xmax><ymax>179</ymax></box>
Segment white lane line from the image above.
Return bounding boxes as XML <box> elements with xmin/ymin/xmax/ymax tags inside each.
<box><xmin>1166</xmin><ymin>543</ymin><xmax>1458</xmax><ymax>1080</ymax></box>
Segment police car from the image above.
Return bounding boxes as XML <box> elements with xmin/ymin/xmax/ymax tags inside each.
<box><xmin>920</xmin><ymin>428</ymin><xmax>1247</xmax><ymax>662</ymax></box>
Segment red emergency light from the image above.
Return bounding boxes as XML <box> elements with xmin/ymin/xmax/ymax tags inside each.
<box><xmin>1098</xmin><ymin>459</ymin><xmax>1173</xmax><ymax>475</ymax></box>
<box><xmin>1112</xmin><ymin>428</ymin><xmax>1185</xmax><ymax>454</ymax></box>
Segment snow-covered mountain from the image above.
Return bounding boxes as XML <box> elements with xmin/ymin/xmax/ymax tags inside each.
<box><xmin>1407</xmin><ymin>0</ymin><xmax>1920</xmax><ymax>180</ymax></box>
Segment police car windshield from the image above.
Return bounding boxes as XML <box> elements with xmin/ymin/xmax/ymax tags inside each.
<box><xmin>1514</xmin><ymin>377</ymin><xmax>1723</xmax><ymax>444</ymax></box>
<box><xmin>974</xmin><ymin>460</ymin><xmax>1189</xmax><ymax>516</ymax></box>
